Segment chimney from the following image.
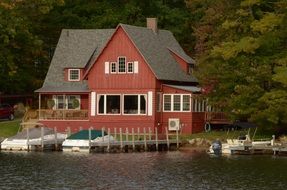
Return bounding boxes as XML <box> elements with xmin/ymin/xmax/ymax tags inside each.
<box><xmin>146</xmin><ymin>18</ymin><xmax>158</xmax><ymax>34</ymax></box>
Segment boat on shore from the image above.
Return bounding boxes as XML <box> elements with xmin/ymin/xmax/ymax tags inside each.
<box><xmin>1</xmin><ymin>127</ymin><xmax>66</xmax><ymax>151</ymax></box>
<box><xmin>62</xmin><ymin>130</ymin><xmax>116</xmax><ymax>152</ymax></box>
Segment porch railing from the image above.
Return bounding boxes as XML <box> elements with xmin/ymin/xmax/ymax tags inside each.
<box><xmin>39</xmin><ymin>109</ymin><xmax>88</xmax><ymax>120</ymax></box>
<box><xmin>205</xmin><ymin>112</ymin><xmax>230</xmax><ymax>124</ymax></box>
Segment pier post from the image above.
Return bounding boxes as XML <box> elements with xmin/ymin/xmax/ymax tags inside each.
<box><xmin>176</xmin><ymin>128</ymin><xmax>179</xmax><ymax>150</ymax></box>
<box><xmin>143</xmin><ymin>128</ymin><xmax>147</xmax><ymax>151</ymax></box>
<box><xmin>107</xmin><ymin>128</ymin><xmax>110</xmax><ymax>153</ymax></box>
<box><xmin>137</xmin><ymin>127</ymin><xmax>140</xmax><ymax>140</ymax></box>
<box><xmin>155</xmin><ymin>127</ymin><xmax>158</xmax><ymax>151</ymax></box>
<box><xmin>148</xmin><ymin>127</ymin><xmax>152</xmax><ymax>141</ymax></box>
<box><xmin>67</xmin><ymin>127</ymin><xmax>71</xmax><ymax>137</ymax></box>
<box><xmin>114</xmin><ymin>128</ymin><xmax>117</xmax><ymax>140</ymax></box>
<box><xmin>26</xmin><ymin>128</ymin><xmax>30</xmax><ymax>152</ymax></box>
<box><xmin>271</xmin><ymin>135</ymin><xmax>275</xmax><ymax>146</ymax></box>
<box><xmin>79</xmin><ymin>126</ymin><xmax>82</xmax><ymax>131</ymax></box>
<box><xmin>54</xmin><ymin>127</ymin><xmax>58</xmax><ymax>151</ymax></box>
<box><xmin>165</xmin><ymin>127</ymin><xmax>170</xmax><ymax>150</ymax></box>
<box><xmin>102</xmin><ymin>127</ymin><xmax>105</xmax><ymax>142</ymax></box>
<box><xmin>88</xmin><ymin>127</ymin><xmax>91</xmax><ymax>153</ymax></box>
<box><xmin>132</xmin><ymin>128</ymin><xmax>135</xmax><ymax>151</ymax></box>
<box><xmin>120</xmin><ymin>128</ymin><xmax>123</xmax><ymax>151</ymax></box>
<box><xmin>126</xmin><ymin>128</ymin><xmax>129</xmax><ymax>141</ymax></box>
<box><xmin>41</xmin><ymin>126</ymin><xmax>44</xmax><ymax>151</ymax></box>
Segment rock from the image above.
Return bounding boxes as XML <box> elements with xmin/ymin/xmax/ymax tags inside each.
<box><xmin>188</xmin><ymin>139</ymin><xmax>196</xmax><ymax>145</ymax></box>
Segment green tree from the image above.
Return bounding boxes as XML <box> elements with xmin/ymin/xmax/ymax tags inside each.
<box><xmin>0</xmin><ymin>0</ymin><xmax>63</xmax><ymax>94</ymax></box>
<box><xmin>188</xmin><ymin>0</ymin><xmax>287</xmax><ymax>132</ymax></box>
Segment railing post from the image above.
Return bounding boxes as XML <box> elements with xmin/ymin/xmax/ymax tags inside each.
<box><xmin>107</xmin><ymin>128</ymin><xmax>110</xmax><ymax>153</ymax></box>
<box><xmin>88</xmin><ymin>127</ymin><xmax>91</xmax><ymax>153</ymax></box>
<box><xmin>26</xmin><ymin>128</ymin><xmax>30</xmax><ymax>152</ymax></box>
<box><xmin>176</xmin><ymin>128</ymin><xmax>179</xmax><ymax>150</ymax></box>
<box><xmin>41</xmin><ymin>126</ymin><xmax>44</xmax><ymax>151</ymax></box>
<box><xmin>132</xmin><ymin>128</ymin><xmax>135</xmax><ymax>151</ymax></box>
<box><xmin>54</xmin><ymin>127</ymin><xmax>58</xmax><ymax>151</ymax></box>
<box><xmin>120</xmin><ymin>128</ymin><xmax>123</xmax><ymax>151</ymax></box>
<box><xmin>165</xmin><ymin>127</ymin><xmax>169</xmax><ymax>150</ymax></box>
<box><xmin>126</xmin><ymin>128</ymin><xmax>129</xmax><ymax>141</ymax></box>
<box><xmin>143</xmin><ymin>128</ymin><xmax>147</xmax><ymax>151</ymax></box>
<box><xmin>155</xmin><ymin>127</ymin><xmax>158</xmax><ymax>151</ymax></box>
<box><xmin>102</xmin><ymin>127</ymin><xmax>105</xmax><ymax>142</ymax></box>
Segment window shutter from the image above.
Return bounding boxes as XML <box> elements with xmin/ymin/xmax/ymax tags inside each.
<box><xmin>91</xmin><ymin>92</ymin><xmax>96</xmax><ymax>116</ymax></box>
<box><xmin>134</xmin><ymin>61</ymin><xmax>138</xmax><ymax>73</ymax></box>
<box><xmin>105</xmin><ymin>62</ymin><xmax>109</xmax><ymax>74</ymax></box>
<box><xmin>148</xmin><ymin>91</ymin><xmax>153</xmax><ymax>116</ymax></box>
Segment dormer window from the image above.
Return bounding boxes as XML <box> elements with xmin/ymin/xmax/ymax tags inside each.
<box><xmin>118</xmin><ymin>57</ymin><xmax>126</xmax><ymax>73</ymax></box>
<box><xmin>68</xmin><ymin>69</ymin><xmax>80</xmax><ymax>81</ymax></box>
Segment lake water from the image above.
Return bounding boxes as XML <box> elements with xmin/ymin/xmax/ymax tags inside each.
<box><xmin>0</xmin><ymin>150</ymin><xmax>287</xmax><ymax>190</ymax></box>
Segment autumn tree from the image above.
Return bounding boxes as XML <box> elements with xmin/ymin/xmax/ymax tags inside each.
<box><xmin>188</xmin><ymin>0</ymin><xmax>287</xmax><ymax>132</ymax></box>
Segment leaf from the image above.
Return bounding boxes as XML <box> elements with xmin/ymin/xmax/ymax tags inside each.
<box><xmin>251</xmin><ymin>13</ymin><xmax>283</xmax><ymax>34</ymax></box>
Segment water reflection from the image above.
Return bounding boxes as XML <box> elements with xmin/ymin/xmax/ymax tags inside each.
<box><xmin>0</xmin><ymin>151</ymin><xmax>287</xmax><ymax>190</ymax></box>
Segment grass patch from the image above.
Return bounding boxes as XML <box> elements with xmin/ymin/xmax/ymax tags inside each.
<box><xmin>180</xmin><ymin>128</ymin><xmax>275</xmax><ymax>142</ymax></box>
<box><xmin>0</xmin><ymin>119</ymin><xmax>21</xmax><ymax>138</ymax></box>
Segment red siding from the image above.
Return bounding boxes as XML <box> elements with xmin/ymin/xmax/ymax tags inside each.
<box><xmin>81</xmin><ymin>94</ymin><xmax>89</xmax><ymax>109</ymax></box>
<box><xmin>87</xmin><ymin>26</ymin><xmax>157</xmax><ymax>90</ymax></box>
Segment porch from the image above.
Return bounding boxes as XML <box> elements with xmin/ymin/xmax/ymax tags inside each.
<box><xmin>39</xmin><ymin>109</ymin><xmax>88</xmax><ymax>120</ymax></box>
<box><xmin>205</xmin><ymin>112</ymin><xmax>230</xmax><ymax>124</ymax></box>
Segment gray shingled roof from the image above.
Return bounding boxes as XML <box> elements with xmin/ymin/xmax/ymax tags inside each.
<box><xmin>36</xmin><ymin>24</ymin><xmax>197</xmax><ymax>93</ymax></box>
<box><xmin>36</xmin><ymin>29</ymin><xmax>115</xmax><ymax>93</ymax></box>
<box><xmin>120</xmin><ymin>24</ymin><xmax>197</xmax><ymax>82</ymax></box>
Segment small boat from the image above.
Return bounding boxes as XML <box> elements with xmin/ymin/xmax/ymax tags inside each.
<box><xmin>62</xmin><ymin>130</ymin><xmax>116</xmax><ymax>152</ymax></box>
<box><xmin>209</xmin><ymin>135</ymin><xmax>253</xmax><ymax>154</ymax></box>
<box><xmin>1</xmin><ymin>127</ymin><xmax>66</xmax><ymax>151</ymax></box>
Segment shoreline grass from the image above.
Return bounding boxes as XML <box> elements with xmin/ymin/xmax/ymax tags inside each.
<box><xmin>0</xmin><ymin>119</ymin><xmax>21</xmax><ymax>138</ymax></box>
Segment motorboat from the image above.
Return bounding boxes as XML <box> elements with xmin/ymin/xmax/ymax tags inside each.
<box><xmin>1</xmin><ymin>127</ymin><xmax>66</xmax><ymax>151</ymax></box>
<box><xmin>62</xmin><ymin>130</ymin><xmax>116</xmax><ymax>152</ymax></box>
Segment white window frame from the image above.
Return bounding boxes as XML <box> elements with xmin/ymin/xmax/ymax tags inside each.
<box><xmin>110</xmin><ymin>62</ymin><xmax>117</xmax><ymax>74</ymax></box>
<box><xmin>123</xmin><ymin>94</ymin><xmax>147</xmax><ymax>115</ymax></box>
<box><xmin>163</xmin><ymin>94</ymin><xmax>191</xmax><ymax>112</ymax></box>
<box><xmin>68</xmin><ymin>69</ymin><xmax>80</xmax><ymax>81</ymax></box>
<box><xmin>54</xmin><ymin>95</ymin><xmax>81</xmax><ymax>110</ymax></box>
<box><xmin>118</xmin><ymin>56</ymin><xmax>126</xmax><ymax>73</ymax></box>
<box><xmin>97</xmin><ymin>94</ymin><xmax>121</xmax><ymax>115</ymax></box>
<box><xmin>127</xmin><ymin>62</ymin><xmax>133</xmax><ymax>73</ymax></box>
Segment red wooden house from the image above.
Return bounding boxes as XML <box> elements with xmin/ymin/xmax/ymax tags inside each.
<box><xmin>36</xmin><ymin>18</ymin><xmax>220</xmax><ymax>134</ymax></box>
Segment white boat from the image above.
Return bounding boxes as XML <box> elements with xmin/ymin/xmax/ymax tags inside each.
<box><xmin>1</xmin><ymin>127</ymin><xmax>66</xmax><ymax>151</ymax></box>
<box><xmin>62</xmin><ymin>130</ymin><xmax>116</xmax><ymax>152</ymax></box>
<box><xmin>209</xmin><ymin>135</ymin><xmax>252</xmax><ymax>154</ymax></box>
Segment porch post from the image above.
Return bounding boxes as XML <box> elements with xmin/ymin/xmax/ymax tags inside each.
<box><xmin>38</xmin><ymin>93</ymin><xmax>41</xmax><ymax>119</ymax></box>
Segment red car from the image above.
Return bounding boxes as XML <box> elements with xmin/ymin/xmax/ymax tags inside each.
<box><xmin>0</xmin><ymin>104</ymin><xmax>14</xmax><ymax>120</ymax></box>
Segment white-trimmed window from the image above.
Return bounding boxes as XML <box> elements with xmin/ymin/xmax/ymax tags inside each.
<box><xmin>110</xmin><ymin>62</ymin><xmax>117</xmax><ymax>73</ymax></box>
<box><xmin>118</xmin><ymin>57</ymin><xmax>126</xmax><ymax>73</ymax></box>
<box><xmin>68</xmin><ymin>69</ymin><xmax>80</xmax><ymax>81</ymax></box>
<box><xmin>127</xmin><ymin>62</ymin><xmax>133</xmax><ymax>73</ymax></box>
<box><xmin>54</xmin><ymin>95</ymin><xmax>80</xmax><ymax>110</ymax></box>
<box><xmin>163</xmin><ymin>94</ymin><xmax>191</xmax><ymax>112</ymax></box>
<box><xmin>98</xmin><ymin>95</ymin><xmax>121</xmax><ymax>115</ymax></box>
<box><xmin>123</xmin><ymin>95</ymin><xmax>146</xmax><ymax>115</ymax></box>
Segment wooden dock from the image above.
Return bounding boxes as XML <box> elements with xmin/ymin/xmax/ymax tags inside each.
<box><xmin>64</xmin><ymin>127</ymin><xmax>181</xmax><ymax>153</ymax></box>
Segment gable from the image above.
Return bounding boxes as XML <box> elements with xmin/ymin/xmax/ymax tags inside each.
<box><xmin>87</xmin><ymin>26</ymin><xmax>157</xmax><ymax>90</ymax></box>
